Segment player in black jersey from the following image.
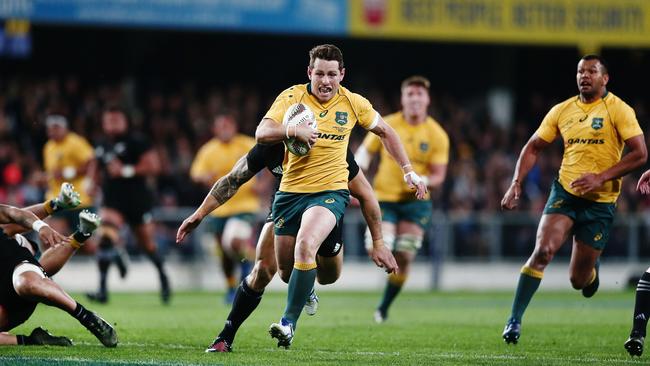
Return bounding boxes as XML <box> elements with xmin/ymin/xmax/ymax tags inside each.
<box><xmin>0</xmin><ymin>197</ymin><xmax>116</xmax><ymax>347</ymax></box>
<box><xmin>88</xmin><ymin>106</ymin><xmax>170</xmax><ymax>304</ymax></box>
<box><xmin>176</xmin><ymin>143</ymin><xmax>397</xmax><ymax>352</ymax></box>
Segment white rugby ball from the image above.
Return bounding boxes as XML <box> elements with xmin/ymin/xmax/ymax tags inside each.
<box><xmin>282</xmin><ymin>103</ymin><xmax>317</xmax><ymax>156</ymax></box>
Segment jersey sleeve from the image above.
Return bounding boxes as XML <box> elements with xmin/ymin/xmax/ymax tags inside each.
<box><xmin>351</xmin><ymin>93</ymin><xmax>379</xmax><ymax>130</ymax></box>
<box><xmin>614</xmin><ymin>102</ymin><xmax>644</xmax><ymax>140</ymax></box>
<box><xmin>535</xmin><ymin>104</ymin><xmax>561</xmax><ymax>143</ymax></box>
<box><xmin>263</xmin><ymin>87</ymin><xmax>295</xmax><ymax>125</ymax></box>
<box><xmin>430</xmin><ymin>126</ymin><xmax>450</xmax><ymax>165</ymax></box>
<box><xmin>345</xmin><ymin>148</ymin><xmax>360</xmax><ymax>181</ymax></box>
<box><xmin>246</xmin><ymin>144</ymin><xmax>269</xmax><ymax>174</ymax></box>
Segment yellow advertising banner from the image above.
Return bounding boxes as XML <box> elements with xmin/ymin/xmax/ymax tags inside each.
<box><xmin>350</xmin><ymin>0</ymin><xmax>650</xmax><ymax>49</ymax></box>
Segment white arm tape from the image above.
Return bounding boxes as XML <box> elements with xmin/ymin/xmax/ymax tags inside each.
<box><xmin>121</xmin><ymin>165</ymin><xmax>136</xmax><ymax>178</ymax></box>
<box><xmin>403</xmin><ymin>171</ymin><xmax>423</xmax><ymax>186</ymax></box>
<box><xmin>355</xmin><ymin>146</ymin><xmax>372</xmax><ymax>171</ymax></box>
<box><xmin>32</xmin><ymin>220</ymin><xmax>49</xmax><ymax>232</ymax></box>
<box><xmin>366</xmin><ymin>110</ymin><xmax>379</xmax><ymax>130</ymax></box>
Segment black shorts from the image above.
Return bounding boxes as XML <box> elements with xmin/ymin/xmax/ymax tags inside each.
<box><xmin>104</xmin><ymin>189</ymin><xmax>154</xmax><ymax>226</ymax></box>
<box><xmin>0</xmin><ymin>237</ymin><xmax>41</xmax><ymax>331</ymax></box>
<box><xmin>318</xmin><ymin>217</ymin><xmax>344</xmax><ymax>258</ymax></box>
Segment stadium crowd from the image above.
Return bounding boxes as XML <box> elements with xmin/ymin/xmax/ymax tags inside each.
<box><xmin>0</xmin><ymin>75</ymin><xmax>649</xmax><ymax>257</ymax></box>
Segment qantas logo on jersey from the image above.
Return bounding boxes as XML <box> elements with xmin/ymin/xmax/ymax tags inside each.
<box><xmin>317</xmin><ymin>133</ymin><xmax>345</xmax><ymax>141</ymax></box>
<box><xmin>566</xmin><ymin>138</ymin><xmax>605</xmax><ymax>145</ymax></box>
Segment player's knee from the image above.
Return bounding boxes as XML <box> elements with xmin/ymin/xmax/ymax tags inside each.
<box><xmin>249</xmin><ymin>260</ymin><xmax>276</xmax><ymax>288</ymax></box>
<box><xmin>569</xmin><ymin>272</ymin><xmax>591</xmax><ymax>289</ymax></box>
<box><xmin>295</xmin><ymin>238</ymin><xmax>318</xmax><ymax>260</ymax></box>
<box><xmin>531</xmin><ymin>246</ymin><xmax>554</xmax><ymax>266</ymax></box>
<box><xmin>12</xmin><ymin>264</ymin><xmax>47</xmax><ymax>298</ymax></box>
<box><xmin>277</xmin><ymin>266</ymin><xmax>292</xmax><ymax>283</ymax></box>
<box><xmin>395</xmin><ymin>235</ymin><xmax>422</xmax><ymax>254</ymax></box>
<box><xmin>13</xmin><ymin>275</ymin><xmax>41</xmax><ymax>298</ymax></box>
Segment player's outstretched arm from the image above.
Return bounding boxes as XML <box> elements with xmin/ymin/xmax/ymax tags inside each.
<box><xmin>0</xmin><ymin>204</ymin><xmax>69</xmax><ymax>248</ymax></box>
<box><xmin>176</xmin><ymin>155</ymin><xmax>256</xmax><ymax>243</ymax></box>
<box><xmin>571</xmin><ymin>135</ymin><xmax>647</xmax><ymax>195</ymax></box>
<box><xmin>369</xmin><ymin>117</ymin><xmax>427</xmax><ymax>200</ymax></box>
<box><xmin>501</xmin><ymin>134</ymin><xmax>550</xmax><ymax>210</ymax></box>
<box><xmin>348</xmin><ymin>170</ymin><xmax>398</xmax><ymax>273</ymax></box>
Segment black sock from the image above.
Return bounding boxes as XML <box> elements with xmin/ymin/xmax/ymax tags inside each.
<box><xmin>97</xmin><ymin>255</ymin><xmax>111</xmax><ymax>295</ymax></box>
<box><xmin>72</xmin><ymin>231</ymin><xmax>92</xmax><ymax>244</ymax></box>
<box><xmin>16</xmin><ymin>334</ymin><xmax>34</xmax><ymax>345</ymax></box>
<box><xmin>70</xmin><ymin>302</ymin><xmax>92</xmax><ymax>323</ymax></box>
<box><xmin>218</xmin><ymin>280</ymin><xmax>264</xmax><ymax>344</ymax></box>
<box><xmin>146</xmin><ymin>251</ymin><xmax>165</xmax><ymax>273</ymax></box>
<box><xmin>632</xmin><ymin>272</ymin><xmax>650</xmax><ymax>337</ymax></box>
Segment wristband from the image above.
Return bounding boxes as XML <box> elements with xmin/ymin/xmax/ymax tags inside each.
<box><xmin>403</xmin><ymin>171</ymin><xmax>423</xmax><ymax>185</ymax></box>
<box><xmin>401</xmin><ymin>163</ymin><xmax>412</xmax><ymax>172</ymax></box>
<box><xmin>121</xmin><ymin>165</ymin><xmax>136</xmax><ymax>178</ymax></box>
<box><xmin>62</xmin><ymin>166</ymin><xmax>77</xmax><ymax>180</ymax></box>
<box><xmin>285</xmin><ymin>125</ymin><xmax>290</xmax><ymax>139</ymax></box>
<box><xmin>32</xmin><ymin>220</ymin><xmax>49</xmax><ymax>232</ymax></box>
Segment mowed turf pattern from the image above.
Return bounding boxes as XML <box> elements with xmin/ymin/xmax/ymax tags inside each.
<box><xmin>0</xmin><ymin>290</ymin><xmax>643</xmax><ymax>365</ymax></box>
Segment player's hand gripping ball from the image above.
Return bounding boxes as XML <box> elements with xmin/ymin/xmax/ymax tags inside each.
<box><xmin>283</xmin><ymin>103</ymin><xmax>317</xmax><ymax>156</ymax></box>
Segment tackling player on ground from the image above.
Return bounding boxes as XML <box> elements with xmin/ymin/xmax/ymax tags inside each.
<box><xmin>0</xmin><ymin>184</ymin><xmax>117</xmax><ymax>347</ymax></box>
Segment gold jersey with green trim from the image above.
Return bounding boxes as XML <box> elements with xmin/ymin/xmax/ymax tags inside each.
<box><xmin>536</xmin><ymin>92</ymin><xmax>643</xmax><ymax>203</ymax></box>
<box><xmin>264</xmin><ymin>84</ymin><xmax>378</xmax><ymax>193</ymax></box>
<box><xmin>190</xmin><ymin>134</ymin><xmax>260</xmax><ymax>217</ymax></box>
<box><xmin>363</xmin><ymin>112</ymin><xmax>449</xmax><ymax>202</ymax></box>
<box><xmin>43</xmin><ymin>132</ymin><xmax>95</xmax><ymax>207</ymax></box>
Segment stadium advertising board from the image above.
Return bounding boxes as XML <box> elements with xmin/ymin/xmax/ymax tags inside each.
<box><xmin>0</xmin><ymin>0</ymin><xmax>347</xmax><ymax>35</ymax></box>
<box><xmin>350</xmin><ymin>0</ymin><xmax>650</xmax><ymax>49</ymax></box>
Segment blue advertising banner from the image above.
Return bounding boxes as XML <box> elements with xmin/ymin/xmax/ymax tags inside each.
<box><xmin>0</xmin><ymin>0</ymin><xmax>347</xmax><ymax>35</ymax></box>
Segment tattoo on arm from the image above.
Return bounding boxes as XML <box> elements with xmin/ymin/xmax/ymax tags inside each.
<box><xmin>209</xmin><ymin>157</ymin><xmax>256</xmax><ymax>205</ymax></box>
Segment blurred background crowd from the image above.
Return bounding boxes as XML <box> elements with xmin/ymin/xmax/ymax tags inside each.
<box><xmin>2</xmin><ymin>1</ymin><xmax>650</xmax><ymax>264</ymax></box>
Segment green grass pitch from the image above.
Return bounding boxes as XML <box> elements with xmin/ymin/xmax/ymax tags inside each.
<box><xmin>0</xmin><ymin>290</ymin><xmax>644</xmax><ymax>365</ymax></box>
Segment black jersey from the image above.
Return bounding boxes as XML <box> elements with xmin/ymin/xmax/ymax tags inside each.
<box><xmin>95</xmin><ymin>133</ymin><xmax>152</xmax><ymax>189</ymax></box>
<box><xmin>0</xmin><ymin>230</ymin><xmax>41</xmax><ymax>331</ymax></box>
<box><xmin>95</xmin><ymin>133</ymin><xmax>155</xmax><ymax>212</ymax></box>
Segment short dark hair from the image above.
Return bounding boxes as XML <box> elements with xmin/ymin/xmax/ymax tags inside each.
<box><xmin>103</xmin><ymin>104</ymin><xmax>128</xmax><ymax>116</ymax></box>
<box><xmin>309</xmin><ymin>44</ymin><xmax>344</xmax><ymax>70</ymax></box>
<box><xmin>401</xmin><ymin>75</ymin><xmax>431</xmax><ymax>91</ymax></box>
<box><xmin>581</xmin><ymin>54</ymin><xmax>609</xmax><ymax>75</ymax></box>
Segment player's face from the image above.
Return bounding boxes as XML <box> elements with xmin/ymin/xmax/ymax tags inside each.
<box><xmin>308</xmin><ymin>58</ymin><xmax>345</xmax><ymax>103</ymax></box>
<box><xmin>401</xmin><ymin>85</ymin><xmax>430</xmax><ymax>119</ymax></box>
<box><xmin>213</xmin><ymin>115</ymin><xmax>237</xmax><ymax>142</ymax></box>
<box><xmin>102</xmin><ymin>111</ymin><xmax>128</xmax><ymax>137</ymax></box>
<box><xmin>576</xmin><ymin>59</ymin><xmax>609</xmax><ymax>100</ymax></box>
<box><xmin>46</xmin><ymin>124</ymin><xmax>67</xmax><ymax>141</ymax></box>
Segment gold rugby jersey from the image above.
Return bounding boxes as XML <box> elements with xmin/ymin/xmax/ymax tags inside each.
<box><xmin>190</xmin><ymin>134</ymin><xmax>259</xmax><ymax>217</ymax></box>
<box><xmin>536</xmin><ymin>92</ymin><xmax>643</xmax><ymax>203</ymax></box>
<box><xmin>43</xmin><ymin>132</ymin><xmax>95</xmax><ymax>206</ymax></box>
<box><xmin>264</xmin><ymin>84</ymin><xmax>378</xmax><ymax>193</ymax></box>
<box><xmin>363</xmin><ymin>111</ymin><xmax>449</xmax><ymax>202</ymax></box>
